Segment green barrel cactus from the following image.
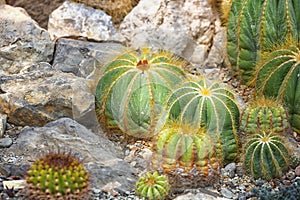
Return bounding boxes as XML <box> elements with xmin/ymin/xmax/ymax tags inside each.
<box><xmin>162</xmin><ymin>76</ymin><xmax>240</xmax><ymax>164</ymax></box>
<box><xmin>227</xmin><ymin>0</ymin><xmax>300</xmax><ymax>84</ymax></box>
<box><xmin>152</xmin><ymin>125</ymin><xmax>220</xmax><ymax>189</ymax></box>
<box><xmin>135</xmin><ymin>171</ymin><xmax>170</xmax><ymax>200</ymax></box>
<box><xmin>25</xmin><ymin>152</ymin><xmax>90</xmax><ymax>200</ymax></box>
<box><xmin>255</xmin><ymin>44</ymin><xmax>300</xmax><ymax>134</ymax></box>
<box><xmin>241</xmin><ymin>97</ymin><xmax>290</xmax><ymax>134</ymax></box>
<box><xmin>95</xmin><ymin>48</ymin><xmax>188</xmax><ymax>138</ymax></box>
<box><xmin>243</xmin><ymin>131</ymin><xmax>290</xmax><ymax>180</ymax></box>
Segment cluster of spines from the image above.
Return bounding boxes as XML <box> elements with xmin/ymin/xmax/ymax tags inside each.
<box><xmin>25</xmin><ymin>151</ymin><xmax>90</xmax><ymax>200</ymax></box>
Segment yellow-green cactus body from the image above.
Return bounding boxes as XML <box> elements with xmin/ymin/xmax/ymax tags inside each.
<box><xmin>243</xmin><ymin>131</ymin><xmax>290</xmax><ymax>180</ymax></box>
<box><xmin>95</xmin><ymin>48</ymin><xmax>188</xmax><ymax>138</ymax></box>
<box><xmin>135</xmin><ymin>171</ymin><xmax>170</xmax><ymax>200</ymax></box>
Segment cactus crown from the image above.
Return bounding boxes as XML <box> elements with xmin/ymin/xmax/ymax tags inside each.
<box><xmin>25</xmin><ymin>151</ymin><xmax>90</xmax><ymax>200</ymax></box>
<box><xmin>135</xmin><ymin>171</ymin><xmax>170</xmax><ymax>200</ymax></box>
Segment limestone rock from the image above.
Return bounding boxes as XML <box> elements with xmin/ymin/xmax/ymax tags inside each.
<box><xmin>174</xmin><ymin>192</ymin><xmax>227</xmax><ymax>200</ymax></box>
<box><xmin>48</xmin><ymin>1</ymin><xmax>124</xmax><ymax>42</ymax></box>
<box><xmin>0</xmin><ymin>63</ymin><xmax>97</xmax><ymax>129</ymax></box>
<box><xmin>120</xmin><ymin>0</ymin><xmax>225</xmax><ymax>67</ymax></box>
<box><xmin>1</xmin><ymin>118</ymin><xmax>137</xmax><ymax>191</ymax></box>
<box><xmin>0</xmin><ymin>5</ymin><xmax>54</xmax><ymax>75</ymax></box>
<box><xmin>0</xmin><ymin>114</ymin><xmax>7</xmax><ymax>138</ymax></box>
<box><xmin>53</xmin><ymin>38</ymin><xmax>127</xmax><ymax>79</ymax></box>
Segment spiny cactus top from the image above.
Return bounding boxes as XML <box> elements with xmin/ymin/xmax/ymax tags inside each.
<box><xmin>161</xmin><ymin>76</ymin><xmax>240</xmax><ymax>164</ymax></box>
<box><xmin>227</xmin><ymin>0</ymin><xmax>300</xmax><ymax>84</ymax></box>
<box><xmin>135</xmin><ymin>171</ymin><xmax>170</xmax><ymax>200</ymax></box>
<box><xmin>243</xmin><ymin>131</ymin><xmax>290</xmax><ymax>180</ymax></box>
<box><xmin>152</xmin><ymin>124</ymin><xmax>220</xmax><ymax>189</ymax></box>
<box><xmin>95</xmin><ymin>48</ymin><xmax>188</xmax><ymax>138</ymax></box>
<box><xmin>255</xmin><ymin>44</ymin><xmax>300</xmax><ymax>134</ymax></box>
<box><xmin>241</xmin><ymin>97</ymin><xmax>290</xmax><ymax>134</ymax></box>
<box><xmin>70</xmin><ymin>0</ymin><xmax>139</xmax><ymax>25</ymax></box>
<box><xmin>25</xmin><ymin>152</ymin><xmax>90</xmax><ymax>200</ymax></box>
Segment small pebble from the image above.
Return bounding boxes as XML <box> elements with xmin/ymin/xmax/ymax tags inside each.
<box><xmin>295</xmin><ymin>165</ymin><xmax>300</xmax><ymax>176</ymax></box>
<box><xmin>286</xmin><ymin>171</ymin><xmax>295</xmax><ymax>180</ymax></box>
<box><xmin>221</xmin><ymin>187</ymin><xmax>235</xmax><ymax>199</ymax></box>
<box><xmin>224</xmin><ymin>163</ymin><xmax>236</xmax><ymax>178</ymax></box>
<box><xmin>0</xmin><ymin>138</ymin><xmax>13</xmax><ymax>148</ymax></box>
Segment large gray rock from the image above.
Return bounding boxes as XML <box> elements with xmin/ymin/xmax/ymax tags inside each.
<box><xmin>0</xmin><ymin>4</ymin><xmax>54</xmax><ymax>75</ymax></box>
<box><xmin>52</xmin><ymin>38</ymin><xmax>127</xmax><ymax>79</ymax></box>
<box><xmin>120</xmin><ymin>0</ymin><xmax>226</xmax><ymax>68</ymax></box>
<box><xmin>174</xmin><ymin>192</ymin><xmax>228</xmax><ymax>200</ymax></box>
<box><xmin>1</xmin><ymin>118</ymin><xmax>137</xmax><ymax>191</ymax></box>
<box><xmin>0</xmin><ymin>63</ymin><xmax>98</xmax><ymax>129</ymax></box>
<box><xmin>48</xmin><ymin>1</ymin><xmax>124</xmax><ymax>42</ymax></box>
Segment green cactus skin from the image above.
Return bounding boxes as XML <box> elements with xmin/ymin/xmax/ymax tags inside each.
<box><xmin>256</xmin><ymin>44</ymin><xmax>300</xmax><ymax>134</ymax></box>
<box><xmin>25</xmin><ymin>152</ymin><xmax>90</xmax><ymax>200</ymax></box>
<box><xmin>227</xmin><ymin>0</ymin><xmax>300</xmax><ymax>84</ymax></box>
<box><xmin>243</xmin><ymin>131</ymin><xmax>290</xmax><ymax>180</ymax></box>
<box><xmin>162</xmin><ymin>76</ymin><xmax>240</xmax><ymax>164</ymax></box>
<box><xmin>240</xmin><ymin>97</ymin><xmax>290</xmax><ymax>134</ymax></box>
<box><xmin>152</xmin><ymin>126</ymin><xmax>220</xmax><ymax>189</ymax></box>
<box><xmin>135</xmin><ymin>171</ymin><xmax>170</xmax><ymax>200</ymax></box>
<box><xmin>95</xmin><ymin>48</ymin><xmax>188</xmax><ymax>138</ymax></box>
<box><xmin>70</xmin><ymin>0</ymin><xmax>139</xmax><ymax>25</ymax></box>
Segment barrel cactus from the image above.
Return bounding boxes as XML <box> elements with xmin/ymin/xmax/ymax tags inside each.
<box><xmin>162</xmin><ymin>76</ymin><xmax>240</xmax><ymax>164</ymax></box>
<box><xmin>241</xmin><ymin>97</ymin><xmax>290</xmax><ymax>134</ymax></box>
<box><xmin>25</xmin><ymin>151</ymin><xmax>90</xmax><ymax>200</ymax></box>
<box><xmin>255</xmin><ymin>44</ymin><xmax>300</xmax><ymax>134</ymax></box>
<box><xmin>227</xmin><ymin>0</ymin><xmax>300</xmax><ymax>84</ymax></box>
<box><xmin>152</xmin><ymin>125</ymin><xmax>220</xmax><ymax>189</ymax></box>
<box><xmin>135</xmin><ymin>171</ymin><xmax>170</xmax><ymax>200</ymax></box>
<box><xmin>243</xmin><ymin>131</ymin><xmax>290</xmax><ymax>180</ymax></box>
<box><xmin>95</xmin><ymin>48</ymin><xmax>188</xmax><ymax>138</ymax></box>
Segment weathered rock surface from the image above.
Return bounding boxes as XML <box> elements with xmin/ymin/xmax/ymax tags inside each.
<box><xmin>0</xmin><ymin>63</ymin><xmax>97</xmax><ymax>129</ymax></box>
<box><xmin>53</xmin><ymin>38</ymin><xmax>127</xmax><ymax>79</ymax></box>
<box><xmin>0</xmin><ymin>4</ymin><xmax>54</xmax><ymax>75</ymax></box>
<box><xmin>48</xmin><ymin>1</ymin><xmax>124</xmax><ymax>41</ymax></box>
<box><xmin>120</xmin><ymin>0</ymin><xmax>226</xmax><ymax>67</ymax></box>
<box><xmin>174</xmin><ymin>192</ymin><xmax>228</xmax><ymax>200</ymax></box>
<box><xmin>0</xmin><ymin>114</ymin><xmax>6</xmax><ymax>138</ymax></box>
<box><xmin>0</xmin><ymin>118</ymin><xmax>137</xmax><ymax>191</ymax></box>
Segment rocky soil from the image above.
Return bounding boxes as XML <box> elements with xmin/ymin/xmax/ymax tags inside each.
<box><xmin>0</xmin><ymin>1</ymin><xmax>299</xmax><ymax>200</ymax></box>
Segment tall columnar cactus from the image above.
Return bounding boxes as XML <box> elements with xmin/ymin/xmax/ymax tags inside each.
<box><xmin>25</xmin><ymin>152</ymin><xmax>90</xmax><ymax>200</ymax></box>
<box><xmin>70</xmin><ymin>0</ymin><xmax>139</xmax><ymax>25</ymax></box>
<box><xmin>152</xmin><ymin>125</ymin><xmax>220</xmax><ymax>189</ymax></box>
<box><xmin>243</xmin><ymin>131</ymin><xmax>290</xmax><ymax>180</ymax></box>
<box><xmin>227</xmin><ymin>0</ymin><xmax>300</xmax><ymax>84</ymax></box>
<box><xmin>241</xmin><ymin>97</ymin><xmax>290</xmax><ymax>134</ymax></box>
<box><xmin>161</xmin><ymin>76</ymin><xmax>240</xmax><ymax>164</ymax></box>
<box><xmin>255</xmin><ymin>44</ymin><xmax>300</xmax><ymax>134</ymax></box>
<box><xmin>95</xmin><ymin>48</ymin><xmax>188</xmax><ymax>138</ymax></box>
<box><xmin>135</xmin><ymin>171</ymin><xmax>170</xmax><ymax>200</ymax></box>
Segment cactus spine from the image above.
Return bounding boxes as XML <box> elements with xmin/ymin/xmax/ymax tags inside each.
<box><xmin>243</xmin><ymin>131</ymin><xmax>290</xmax><ymax>180</ymax></box>
<box><xmin>152</xmin><ymin>125</ymin><xmax>220</xmax><ymax>189</ymax></box>
<box><xmin>227</xmin><ymin>0</ymin><xmax>300</xmax><ymax>84</ymax></box>
<box><xmin>95</xmin><ymin>48</ymin><xmax>187</xmax><ymax>138</ymax></box>
<box><xmin>162</xmin><ymin>76</ymin><xmax>240</xmax><ymax>164</ymax></box>
<box><xmin>25</xmin><ymin>152</ymin><xmax>90</xmax><ymax>200</ymax></box>
<box><xmin>135</xmin><ymin>171</ymin><xmax>170</xmax><ymax>200</ymax></box>
<box><xmin>241</xmin><ymin>97</ymin><xmax>290</xmax><ymax>134</ymax></box>
<box><xmin>255</xmin><ymin>44</ymin><xmax>300</xmax><ymax>134</ymax></box>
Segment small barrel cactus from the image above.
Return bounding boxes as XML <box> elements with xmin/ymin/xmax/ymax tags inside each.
<box><xmin>162</xmin><ymin>76</ymin><xmax>240</xmax><ymax>164</ymax></box>
<box><xmin>152</xmin><ymin>125</ymin><xmax>220</xmax><ymax>189</ymax></box>
<box><xmin>135</xmin><ymin>171</ymin><xmax>170</xmax><ymax>200</ymax></box>
<box><xmin>243</xmin><ymin>131</ymin><xmax>290</xmax><ymax>180</ymax></box>
<box><xmin>25</xmin><ymin>151</ymin><xmax>90</xmax><ymax>200</ymax></box>
<box><xmin>95</xmin><ymin>48</ymin><xmax>188</xmax><ymax>138</ymax></box>
<box><xmin>255</xmin><ymin>44</ymin><xmax>300</xmax><ymax>134</ymax></box>
<box><xmin>70</xmin><ymin>0</ymin><xmax>139</xmax><ymax>25</ymax></box>
<box><xmin>241</xmin><ymin>97</ymin><xmax>290</xmax><ymax>134</ymax></box>
<box><xmin>227</xmin><ymin>0</ymin><xmax>300</xmax><ymax>84</ymax></box>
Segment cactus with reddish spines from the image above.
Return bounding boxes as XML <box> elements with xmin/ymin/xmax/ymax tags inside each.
<box><xmin>25</xmin><ymin>151</ymin><xmax>90</xmax><ymax>200</ymax></box>
<box><xmin>152</xmin><ymin>125</ymin><xmax>220</xmax><ymax>189</ymax></box>
<box><xmin>135</xmin><ymin>171</ymin><xmax>170</xmax><ymax>200</ymax></box>
<box><xmin>161</xmin><ymin>76</ymin><xmax>240</xmax><ymax>164</ymax></box>
<box><xmin>243</xmin><ymin>131</ymin><xmax>290</xmax><ymax>180</ymax></box>
<box><xmin>241</xmin><ymin>97</ymin><xmax>290</xmax><ymax>134</ymax></box>
<box><xmin>95</xmin><ymin>48</ymin><xmax>188</xmax><ymax>138</ymax></box>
